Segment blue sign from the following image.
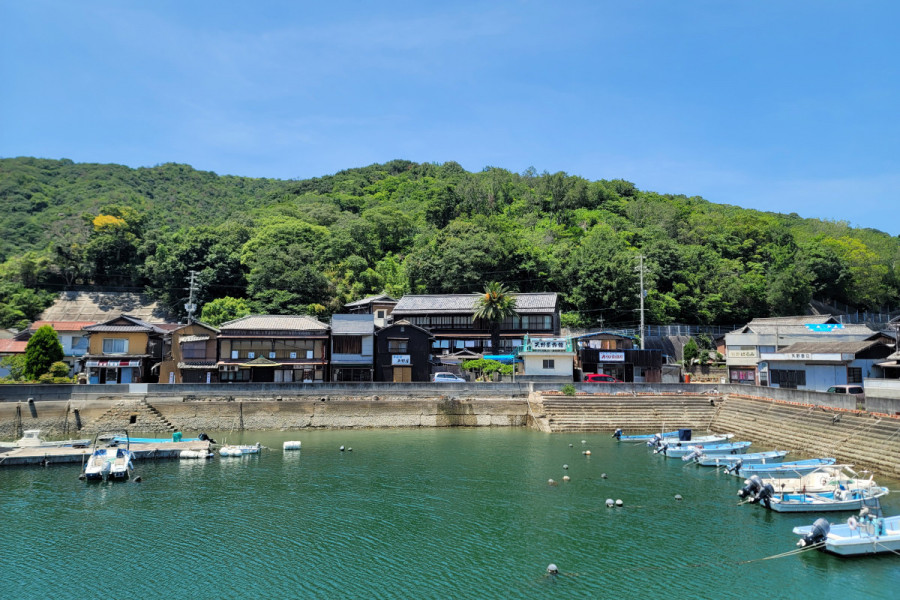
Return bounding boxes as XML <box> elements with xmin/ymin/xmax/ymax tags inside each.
<box><xmin>805</xmin><ymin>324</ymin><xmax>844</xmax><ymax>332</ymax></box>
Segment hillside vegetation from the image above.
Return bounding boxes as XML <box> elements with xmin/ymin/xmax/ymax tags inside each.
<box><xmin>0</xmin><ymin>157</ymin><xmax>897</xmax><ymax>330</ymax></box>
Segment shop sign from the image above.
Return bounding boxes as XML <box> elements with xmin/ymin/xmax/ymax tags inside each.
<box><xmin>597</xmin><ymin>351</ymin><xmax>625</xmax><ymax>362</ymax></box>
<box><xmin>531</xmin><ymin>338</ymin><xmax>569</xmax><ymax>351</ymax></box>
<box><xmin>727</xmin><ymin>347</ymin><xmax>758</xmax><ymax>358</ymax></box>
<box><xmin>391</xmin><ymin>355</ymin><xmax>411</xmax><ymax>365</ymax></box>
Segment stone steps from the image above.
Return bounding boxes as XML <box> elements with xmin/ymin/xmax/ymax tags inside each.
<box><xmin>84</xmin><ymin>397</ymin><xmax>176</xmax><ymax>434</ymax></box>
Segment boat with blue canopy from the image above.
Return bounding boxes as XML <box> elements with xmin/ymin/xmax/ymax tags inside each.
<box><xmin>612</xmin><ymin>428</ymin><xmax>681</xmax><ymax>443</ymax></box>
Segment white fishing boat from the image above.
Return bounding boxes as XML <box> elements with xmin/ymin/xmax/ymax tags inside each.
<box><xmin>83</xmin><ymin>432</ymin><xmax>133</xmax><ymax>481</ymax></box>
<box><xmin>795</xmin><ymin>513</ymin><xmax>900</xmax><ymax>556</ymax></box>
<box><xmin>649</xmin><ymin>433</ymin><xmax>733</xmax><ymax>450</ymax></box>
<box><xmin>738</xmin><ymin>465</ymin><xmax>879</xmax><ymax>501</ymax></box>
<box><xmin>219</xmin><ymin>442</ymin><xmax>262</xmax><ymax>457</ymax></box>
<box><xmin>612</xmin><ymin>428</ymin><xmax>681</xmax><ymax>443</ymax></box>
<box><xmin>1</xmin><ymin>429</ymin><xmax>92</xmax><ymax>450</ymax></box>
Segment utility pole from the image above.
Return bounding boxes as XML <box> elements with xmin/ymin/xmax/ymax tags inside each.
<box><xmin>185</xmin><ymin>270</ymin><xmax>199</xmax><ymax>323</ymax></box>
<box><xmin>635</xmin><ymin>254</ymin><xmax>647</xmax><ymax>350</ymax></box>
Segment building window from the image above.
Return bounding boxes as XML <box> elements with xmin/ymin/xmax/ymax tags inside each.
<box><xmin>542</xmin><ymin>359</ymin><xmax>555</xmax><ymax>369</ymax></box>
<box><xmin>376</xmin><ymin>310</ymin><xmax>385</xmax><ymax>319</ymax></box>
<box><xmin>334</xmin><ymin>336</ymin><xmax>363</xmax><ymax>354</ymax></box>
<box><xmin>770</xmin><ymin>369</ymin><xmax>806</xmax><ymax>389</ymax></box>
<box><xmin>181</xmin><ymin>341</ymin><xmax>207</xmax><ymax>359</ymax></box>
<box><xmin>388</xmin><ymin>339</ymin><xmax>408</xmax><ymax>353</ymax></box>
<box><xmin>847</xmin><ymin>367</ymin><xmax>862</xmax><ymax>384</ymax></box>
<box><xmin>102</xmin><ymin>338</ymin><xmax>128</xmax><ymax>354</ymax></box>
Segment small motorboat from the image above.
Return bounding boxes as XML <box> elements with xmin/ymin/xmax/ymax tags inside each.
<box><xmin>693</xmin><ymin>450</ymin><xmax>789</xmax><ymax>468</ymax></box>
<box><xmin>795</xmin><ymin>512</ymin><xmax>900</xmax><ymax>556</ymax></box>
<box><xmin>757</xmin><ymin>486</ymin><xmax>889</xmax><ymax>513</ymax></box>
<box><xmin>649</xmin><ymin>433</ymin><xmax>733</xmax><ymax>450</ymax></box>
<box><xmin>612</xmin><ymin>428</ymin><xmax>680</xmax><ymax>443</ymax></box>
<box><xmin>219</xmin><ymin>442</ymin><xmax>262</xmax><ymax>457</ymax></box>
<box><xmin>2</xmin><ymin>429</ymin><xmax>92</xmax><ymax>450</ymax></box>
<box><xmin>661</xmin><ymin>441</ymin><xmax>751</xmax><ymax>459</ymax></box>
<box><xmin>83</xmin><ymin>447</ymin><xmax>113</xmax><ymax>481</ymax></box>
<box><xmin>107</xmin><ymin>446</ymin><xmax>134</xmax><ymax>481</ymax></box>
<box><xmin>731</xmin><ymin>458</ymin><xmax>836</xmax><ymax>478</ymax></box>
<box><xmin>738</xmin><ymin>466</ymin><xmax>879</xmax><ymax>501</ymax></box>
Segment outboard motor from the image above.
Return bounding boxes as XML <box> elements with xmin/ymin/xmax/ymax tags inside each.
<box><xmin>682</xmin><ymin>448</ymin><xmax>703</xmax><ymax>462</ymax></box>
<box><xmin>646</xmin><ymin>433</ymin><xmax>662</xmax><ymax>449</ymax></box>
<box><xmin>755</xmin><ymin>483</ymin><xmax>776</xmax><ymax>509</ymax></box>
<box><xmin>738</xmin><ymin>475</ymin><xmax>764</xmax><ymax>499</ymax></box>
<box><xmin>726</xmin><ymin>459</ymin><xmax>743</xmax><ymax>475</ymax></box>
<box><xmin>797</xmin><ymin>518</ymin><xmax>830</xmax><ymax>547</ymax></box>
<box><xmin>613</xmin><ymin>428</ymin><xmax>623</xmax><ymax>440</ymax></box>
<box><xmin>198</xmin><ymin>432</ymin><xmax>217</xmax><ymax>444</ymax></box>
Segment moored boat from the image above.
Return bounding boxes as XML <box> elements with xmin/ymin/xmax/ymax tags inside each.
<box><xmin>757</xmin><ymin>486</ymin><xmax>888</xmax><ymax>513</ymax></box>
<box><xmin>730</xmin><ymin>457</ymin><xmax>836</xmax><ymax>478</ymax></box>
<box><xmin>660</xmin><ymin>440</ymin><xmax>751</xmax><ymax>459</ymax></box>
<box><xmin>794</xmin><ymin>513</ymin><xmax>900</xmax><ymax>556</ymax></box>
<box><xmin>694</xmin><ymin>450</ymin><xmax>788</xmax><ymax>468</ymax></box>
<box><xmin>649</xmin><ymin>433</ymin><xmax>733</xmax><ymax>451</ymax></box>
<box><xmin>2</xmin><ymin>429</ymin><xmax>92</xmax><ymax>450</ymax></box>
<box><xmin>612</xmin><ymin>428</ymin><xmax>680</xmax><ymax>443</ymax></box>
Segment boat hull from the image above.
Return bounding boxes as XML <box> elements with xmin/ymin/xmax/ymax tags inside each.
<box><xmin>697</xmin><ymin>451</ymin><xmax>788</xmax><ymax>467</ymax></box>
<box><xmin>763</xmin><ymin>488</ymin><xmax>889</xmax><ymax>513</ymax></box>
<box><xmin>794</xmin><ymin>515</ymin><xmax>900</xmax><ymax>556</ymax></box>
<box><xmin>731</xmin><ymin>458</ymin><xmax>836</xmax><ymax>478</ymax></box>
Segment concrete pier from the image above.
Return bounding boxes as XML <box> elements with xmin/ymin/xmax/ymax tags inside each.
<box><xmin>0</xmin><ymin>440</ymin><xmax>211</xmax><ymax>467</ymax></box>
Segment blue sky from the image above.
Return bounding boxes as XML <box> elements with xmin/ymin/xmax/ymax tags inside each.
<box><xmin>2</xmin><ymin>1</ymin><xmax>898</xmax><ymax>235</ymax></box>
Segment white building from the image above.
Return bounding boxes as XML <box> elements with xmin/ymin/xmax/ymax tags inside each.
<box><xmin>724</xmin><ymin>315</ymin><xmax>882</xmax><ymax>385</ymax></box>
<box><xmin>517</xmin><ymin>334</ymin><xmax>575</xmax><ymax>382</ymax></box>
<box><xmin>760</xmin><ymin>340</ymin><xmax>893</xmax><ymax>391</ymax></box>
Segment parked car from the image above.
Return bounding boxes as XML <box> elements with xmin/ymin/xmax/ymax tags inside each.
<box><xmin>583</xmin><ymin>373</ymin><xmax>622</xmax><ymax>383</ymax></box>
<box><xmin>826</xmin><ymin>384</ymin><xmax>865</xmax><ymax>403</ymax></box>
<box><xmin>432</xmin><ymin>372</ymin><xmax>467</xmax><ymax>383</ymax></box>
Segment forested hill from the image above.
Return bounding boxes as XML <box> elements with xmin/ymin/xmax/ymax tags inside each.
<box><xmin>0</xmin><ymin>156</ymin><xmax>897</xmax><ymax>330</ymax></box>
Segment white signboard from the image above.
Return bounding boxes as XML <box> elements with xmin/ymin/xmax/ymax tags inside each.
<box><xmin>206</xmin><ymin>372</ymin><xmax>212</xmax><ymax>384</ymax></box>
<box><xmin>392</xmin><ymin>355</ymin><xmax>411</xmax><ymax>365</ymax></box>
<box><xmin>728</xmin><ymin>348</ymin><xmax>758</xmax><ymax>358</ymax></box>
<box><xmin>597</xmin><ymin>351</ymin><xmax>625</xmax><ymax>362</ymax></box>
<box><xmin>531</xmin><ymin>338</ymin><xmax>568</xmax><ymax>351</ymax></box>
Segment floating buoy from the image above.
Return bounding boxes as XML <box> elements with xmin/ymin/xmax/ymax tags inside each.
<box><xmin>547</xmin><ymin>564</ymin><xmax>559</xmax><ymax>575</ymax></box>
<box><xmin>340</xmin><ymin>445</ymin><xmax>345</xmax><ymax>451</ymax></box>
<box><xmin>606</xmin><ymin>498</ymin><xmax>614</xmax><ymax>507</ymax></box>
<box><xmin>548</xmin><ymin>479</ymin><xmax>557</xmax><ymax>486</ymax></box>
<box><xmin>563</xmin><ymin>464</ymin><xmax>569</xmax><ymax>470</ymax></box>
<box><xmin>615</xmin><ymin>499</ymin><xmax>623</xmax><ymax>507</ymax></box>
<box><xmin>133</xmin><ymin>476</ymin><xmax>142</xmax><ymax>483</ymax></box>
<box><xmin>584</xmin><ymin>450</ymin><xmax>591</xmax><ymax>456</ymax></box>
<box><xmin>348</xmin><ymin>448</ymin><xmax>352</xmax><ymax>452</ymax></box>
<box><xmin>78</xmin><ymin>473</ymin><xmax>86</xmax><ymax>480</ymax></box>
<box><xmin>601</xmin><ymin>473</ymin><xmax>608</xmax><ymax>479</ymax></box>
<box><xmin>675</xmin><ymin>494</ymin><xmax>683</xmax><ymax>501</ymax></box>
<box><xmin>569</xmin><ymin>443</ymin><xmax>573</xmax><ymax>447</ymax></box>
<box><xmin>283</xmin><ymin>441</ymin><xmax>302</xmax><ymax>450</ymax></box>
<box><xmin>581</xmin><ymin>440</ymin><xmax>586</xmax><ymax>444</ymax></box>
<box><xmin>563</xmin><ymin>475</ymin><xmax>570</xmax><ymax>482</ymax></box>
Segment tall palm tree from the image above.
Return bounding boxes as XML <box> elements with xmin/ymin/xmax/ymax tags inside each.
<box><xmin>473</xmin><ymin>282</ymin><xmax>518</xmax><ymax>354</ymax></box>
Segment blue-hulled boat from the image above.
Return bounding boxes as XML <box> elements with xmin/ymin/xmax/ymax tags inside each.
<box><xmin>612</xmin><ymin>428</ymin><xmax>680</xmax><ymax>443</ymax></box>
<box><xmin>693</xmin><ymin>450</ymin><xmax>789</xmax><ymax>467</ymax></box>
<box><xmin>660</xmin><ymin>440</ymin><xmax>751</xmax><ymax>459</ymax></box>
<box><xmin>729</xmin><ymin>457</ymin><xmax>836</xmax><ymax>478</ymax></box>
<box><xmin>756</xmin><ymin>486</ymin><xmax>889</xmax><ymax>513</ymax></box>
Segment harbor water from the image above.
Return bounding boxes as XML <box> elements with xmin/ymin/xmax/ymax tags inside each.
<box><xmin>2</xmin><ymin>429</ymin><xmax>899</xmax><ymax>599</ymax></box>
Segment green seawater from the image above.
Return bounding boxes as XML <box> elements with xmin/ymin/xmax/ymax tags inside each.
<box><xmin>2</xmin><ymin>429</ymin><xmax>899</xmax><ymax>599</ymax></box>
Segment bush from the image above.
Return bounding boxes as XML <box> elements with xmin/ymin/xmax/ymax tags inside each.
<box><xmin>561</xmin><ymin>384</ymin><xmax>576</xmax><ymax>396</ymax></box>
<box><xmin>49</xmin><ymin>361</ymin><xmax>70</xmax><ymax>378</ymax></box>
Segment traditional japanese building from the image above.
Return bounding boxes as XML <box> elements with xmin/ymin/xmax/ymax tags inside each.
<box><xmin>374</xmin><ymin>320</ymin><xmax>434</xmax><ymax>382</ymax></box>
<box><xmin>159</xmin><ymin>321</ymin><xmax>220</xmax><ymax>384</ymax></box>
<box><xmin>573</xmin><ymin>331</ymin><xmax>662</xmax><ymax>382</ymax></box>
<box><xmin>330</xmin><ymin>314</ymin><xmax>375</xmax><ymax>382</ymax></box>
<box><xmin>390</xmin><ymin>292</ymin><xmax>560</xmax><ymax>359</ymax></box>
<box><xmin>217</xmin><ymin>315</ymin><xmax>330</xmax><ymax>383</ymax></box>
<box><xmin>81</xmin><ymin>315</ymin><xmax>168</xmax><ymax>384</ymax></box>
<box><xmin>344</xmin><ymin>294</ymin><xmax>398</xmax><ymax>328</ymax></box>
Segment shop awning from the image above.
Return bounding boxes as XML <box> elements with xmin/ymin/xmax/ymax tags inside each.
<box><xmin>85</xmin><ymin>360</ymin><xmax>141</xmax><ymax>368</ymax></box>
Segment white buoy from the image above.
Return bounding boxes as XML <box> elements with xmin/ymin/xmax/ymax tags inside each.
<box><xmin>547</xmin><ymin>563</ymin><xmax>559</xmax><ymax>575</ymax></box>
<box><xmin>581</xmin><ymin>440</ymin><xmax>586</xmax><ymax>444</ymax></box>
<box><xmin>563</xmin><ymin>475</ymin><xmax>570</xmax><ymax>482</ymax></box>
<box><xmin>605</xmin><ymin>498</ymin><xmax>614</xmax><ymax>507</ymax></box>
<box><xmin>675</xmin><ymin>494</ymin><xmax>683</xmax><ymax>501</ymax></box>
<box><xmin>601</xmin><ymin>473</ymin><xmax>608</xmax><ymax>479</ymax></box>
<box><xmin>584</xmin><ymin>450</ymin><xmax>591</xmax><ymax>456</ymax></box>
<box><xmin>569</xmin><ymin>443</ymin><xmax>573</xmax><ymax>447</ymax></box>
<box><xmin>548</xmin><ymin>479</ymin><xmax>557</xmax><ymax>486</ymax></box>
<box><xmin>340</xmin><ymin>445</ymin><xmax>345</xmax><ymax>451</ymax></box>
<box><xmin>615</xmin><ymin>499</ymin><xmax>623</xmax><ymax>507</ymax></box>
<box><xmin>283</xmin><ymin>441</ymin><xmax>302</xmax><ymax>450</ymax></box>
<box><xmin>563</xmin><ymin>464</ymin><xmax>569</xmax><ymax>470</ymax></box>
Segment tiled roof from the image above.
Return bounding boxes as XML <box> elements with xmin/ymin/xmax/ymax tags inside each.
<box><xmin>39</xmin><ymin>291</ymin><xmax>175</xmax><ymax>323</ymax></box>
<box><xmin>344</xmin><ymin>294</ymin><xmax>398</xmax><ymax>307</ymax></box>
<box><xmin>331</xmin><ymin>314</ymin><xmax>375</xmax><ymax>335</ymax></box>
<box><xmin>776</xmin><ymin>341</ymin><xmax>884</xmax><ymax>355</ymax></box>
<box><xmin>392</xmin><ymin>293</ymin><xmax>558</xmax><ymax>315</ymax></box>
<box><xmin>0</xmin><ymin>339</ymin><xmax>27</xmax><ymax>353</ymax></box>
<box><xmin>219</xmin><ymin>315</ymin><xmax>329</xmax><ymax>331</ymax></box>
<box><xmin>83</xmin><ymin>314</ymin><xmax>169</xmax><ymax>335</ymax></box>
<box><xmin>732</xmin><ymin>316</ymin><xmax>875</xmax><ymax>336</ymax></box>
<box><xmin>29</xmin><ymin>320</ymin><xmax>97</xmax><ymax>332</ymax></box>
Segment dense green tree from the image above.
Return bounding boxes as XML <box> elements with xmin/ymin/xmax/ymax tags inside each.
<box><xmin>200</xmin><ymin>296</ymin><xmax>252</xmax><ymax>327</ymax></box>
<box><xmin>23</xmin><ymin>325</ymin><xmax>63</xmax><ymax>380</ymax></box>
